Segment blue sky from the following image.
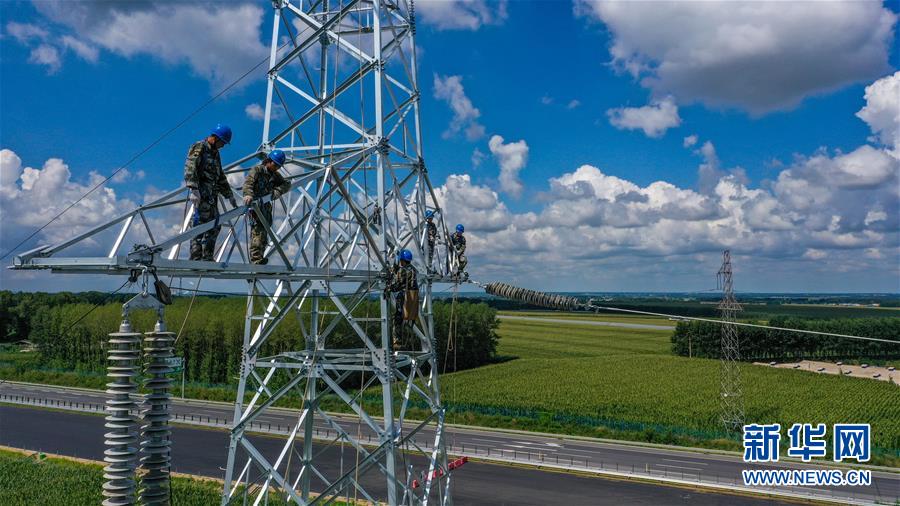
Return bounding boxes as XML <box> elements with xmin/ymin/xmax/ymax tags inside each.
<box><xmin>1</xmin><ymin>0</ymin><xmax>898</xmax><ymax>293</ymax></box>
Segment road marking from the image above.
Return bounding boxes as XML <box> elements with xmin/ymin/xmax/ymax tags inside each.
<box><xmin>514</xmin><ymin>440</ymin><xmax>556</xmax><ymax>446</ymax></box>
<box><xmin>662</xmin><ymin>458</ymin><xmax>707</xmax><ymax>466</ymax></box>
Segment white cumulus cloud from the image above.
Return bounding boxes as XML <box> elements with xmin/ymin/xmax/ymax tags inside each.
<box><xmin>856</xmin><ymin>71</ymin><xmax>900</xmax><ymax>149</ymax></box>
<box><xmin>0</xmin><ymin>148</ymin><xmax>139</xmax><ymax>252</ymax></box>
<box><xmin>433</xmin><ymin>74</ymin><xmax>486</xmax><ymax>141</ymax></box>
<box><xmin>19</xmin><ymin>1</ymin><xmax>268</xmax><ymax>89</ymax></box>
<box><xmin>415</xmin><ymin>0</ymin><xmax>508</xmax><ymax>31</ymax></box>
<box><xmin>489</xmin><ymin>135</ymin><xmax>529</xmax><ymax>198</ymax></box>
<box><xmin>607</xmin><ymin>97</ymin><xmax>681</xmax><ymax>138</ymax></box>
<box><xmin>575</xmin><ymin>0</ymin><xmax>897</xmax><ymax>114</ymax></box>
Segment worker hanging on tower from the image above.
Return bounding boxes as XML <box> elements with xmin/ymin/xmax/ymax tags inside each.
<box><xmin>371</xmin><ymin>202</ymin><xmax>382</xmax><ymax>227</ymax></box>
<box><xmin>425</xmin><ymin>210</ymin><xmax>437</xmax><ymax>273</ymax></box>
<box><xmin>184</xmin><ymin>124</ymin><xmax>238</xmax><ymax>261</ymax></box>
<box><xmin>387</xmin><ymin>249</ymin><xmax>419</xmax><ymax>349</ymax></box>
<box><xmin>451</xmin><ymin>224</ymin><xmax>468</xmax><ymax>280</ymax></box>
<box><xmin>242</xmin><ymin>149</ymin><xmax>290</xmax><ymax>265</ymax></box>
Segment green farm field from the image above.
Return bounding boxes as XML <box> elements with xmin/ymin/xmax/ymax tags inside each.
<box><xmin>0</xmin><ymin>448</ymin><xmax>301</xmax><ymax>506</ymax></box>
<box><xmin>437</xmin><ymin>314</ymin><xmax>900</xmax><ymax>461</ymax></box>
<box><xmin>498</xmin><ymin>311</ymin><xmax>676</xmax><ymax>327</ymax></box>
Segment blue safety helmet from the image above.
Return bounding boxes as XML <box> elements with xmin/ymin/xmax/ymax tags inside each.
<box><xmin>210</xmin><ymin>124</ymin><xmax>233</xmax><ymax>144</ymax></box>
<box><xmin>425</xmin><ymin>210</ymin><xmax>434</xmax><ymax>219</ymax></box>
<box><xmin>399</xmin><ymin>249</ymin><xmax>413</xmax><ymax>262</ymax></box>
<box><xmin>456</xmin><ymin>224</ymin><xmax>464</xmax><ymax>233</ymax></box>
<box><xmin>268</xmin><ymin>149</ymin><xmax>286</xmax><ymax>167</ymax></box>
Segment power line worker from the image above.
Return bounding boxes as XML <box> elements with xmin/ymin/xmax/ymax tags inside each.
<box><xmin>184</xmin><ymin>124</ymin><xmax>237</xmax><ymax>261</ymax></box>
<box><xmin>425</xmin><ymin>210</ymin><xmax>437</xmax><ymax>272</ymax></box>
<box><xmin>387</xmin><ymin>249</ymin><xmax>418</xmax><ymax>349</ymax></box>
<box><xmin>450</xmin><ymin>224</ymin><xmax>467</xmax><ymax>279</ymax></box>
<box><xmin>371</xmin><ymin>202</ymin><xmax>382</xmax><ymax>227</ymax></box>
<box><xmin>242</xmin><ymin>149</ymin><xmax>290</xmax><ymax>265</ymax></box>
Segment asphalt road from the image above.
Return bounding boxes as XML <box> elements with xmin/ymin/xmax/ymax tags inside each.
<box><xmin>497</xmin><ymin>314</ymin><xmax>675</xmax><ymax>330</ymax></box>
<box><xmin>1</xmin><ymin>382</ymin><xmax>897</xmax><ymax>505</ymax></box>
<box><xmin>1</xmin><ymin>404</ymin><xmax>792</xmax><ymax>505</ymax></box>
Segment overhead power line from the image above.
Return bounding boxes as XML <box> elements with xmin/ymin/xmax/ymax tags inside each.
<box><xmin>1</xmin><ymin>44</ymin><xmax>282</xmax><ymax>262</ymax></box>
<box><xmin>480</xmin><ymin>281</ymin><xmax>899</xmax><ymax>345</ymax></box>
<box><xmin>587</xmin><ymin>305</ymin><xmax>899</xmax><ymax>345</ymax></box>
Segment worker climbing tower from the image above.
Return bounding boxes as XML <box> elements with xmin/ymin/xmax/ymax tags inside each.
<box><xmin>13</xmin><ymin>0</ymin><xmax>457</xmax><ymax>503</ymax></box>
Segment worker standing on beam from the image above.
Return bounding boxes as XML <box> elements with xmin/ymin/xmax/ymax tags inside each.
<box><xmin>242</xmin><ymin>149</ymin><xmax>290</xmax><ymax>265</ymax></box>
<box><xmin>387</xmin><ymin>249</ymin><xmax>418</xmax><ymax>349</ymax></box>
<box><xmin>184</xmin><ymin>124</ymin><xmax>238</xmax><ymax>261</ymax></box>
<box><xmin>451</xmin><ymin>224</ymin><xmax>468</xmax><ymax>280</ymax></box>
<box><xmin>425</xmin><ymin>210</ymin><xmax>437</xmax><ymax>273</ymax></box>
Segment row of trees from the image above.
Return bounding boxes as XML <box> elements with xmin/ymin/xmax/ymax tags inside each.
<box><xmin>0</xmin><ymin>291</ymin><xmax>134</xmax><ymax>342</ymax></box>
<box><xmin>15</xmin><ymin>293</ymin><xmax>499</xmax><ymax>386</ymax></box>
<box><xmin>671</xmin><ymin>316</ymin><xmax>900</xmax><ymax>361</ymax></box>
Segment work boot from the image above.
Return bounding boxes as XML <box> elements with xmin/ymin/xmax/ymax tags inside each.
<box><xmin>251</xmin><ymin>258</ymin><xmax>268</xmax><ymax>265</ymax></box>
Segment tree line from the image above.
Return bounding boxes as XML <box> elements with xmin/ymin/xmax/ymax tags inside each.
<box><xmin>2</xmin><ymin>291</ymin><xmax>499</xmax><ymax>386</ymax></box>
<box><xmin>671</xmin><ymin>316</ymin><xmax>900</xmax><ymax>361</ymax></box>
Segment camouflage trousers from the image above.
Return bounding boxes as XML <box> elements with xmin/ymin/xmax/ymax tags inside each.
<box><xmin>392</xmin><ymin>292</ymin><xmax>415</xmax><ymax>349</ymax></box>
<box><xmin>249</xmin><ymin>223</ymin><xmax>268</xmax><ymax>264</ymax></box>
<box><xmin>456</xmin><ymin>253</ymin><xmax>467</xmax><ymax>274</ymax></box>
<box><xmin>190</xmin><ymin>201</ymin><xmax>220</xmax><ymax>261</ymax></box>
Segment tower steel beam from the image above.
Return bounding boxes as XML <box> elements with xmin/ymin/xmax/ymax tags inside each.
<box><xmin>10</xmin><ymin>0</ymin><xmax>456</xmax><ymax>504</ymax></box>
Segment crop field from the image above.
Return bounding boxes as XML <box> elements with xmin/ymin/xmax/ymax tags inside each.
<box><xmin>438</xmin><ymin>315</ymin><xmax>900</xmax><ymax>459</ymax></box>
<box><xmin>0</xmin><ymin>449</ymin><xmax>277</xmax><ymax>506</ymax></box>
<box><xmin>498</xmin><ymin>311</ymin><xmax>675</xmax><ymax>327</ymax></box>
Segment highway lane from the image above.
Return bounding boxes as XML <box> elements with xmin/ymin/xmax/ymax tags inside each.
<box><xmin>0</xmin><ymin>405</ymin><xmax>793</xmax><ymax>505</ymax></box>
<box><xmin>496</xmin><ymin>314</ymin><xmax>675</xmax><ymax>330</ymax></box>
<box><xmin>2</xmin><ymin>381</ymin><xmax>897</xmax><ymax>504</ymax></box>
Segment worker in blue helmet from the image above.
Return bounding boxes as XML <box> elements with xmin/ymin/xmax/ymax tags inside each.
<box><xmin>424</xmin><ymin>210</ymin><xmax>437</xmax><ymax>272</ymax></box>
<box><xmin>387</xmin><ymin>248</ymin><xmax>418</xmax><ymax>348</ymax></box>
<box><xmin>184</xmin><ymin>124</ymin><xmax>237</xmax><ymax>261</ymax></box>
<box><xmin>450</xmin><ymin>224</ymin><xmax>467</xmax><ymax>279</ymax></box>
<box><xmin>242</xmin><ymin>149</ymin><xmax>290</xmax><ymax>264</ymax></box>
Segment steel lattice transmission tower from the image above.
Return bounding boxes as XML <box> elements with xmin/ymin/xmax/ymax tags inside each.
<box><xmin>717</xmin><ymin>250</ymin><xmax>744</xmax><ymax>433</ymax></box>
<box><xmin>12</xmin><ymin>0</ymin><xmax>459</xmax><ymax>503</ymax></box>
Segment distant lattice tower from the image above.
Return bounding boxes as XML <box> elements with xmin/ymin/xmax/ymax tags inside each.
<box><xmin>717</xmin><ymin>250</ymin><xmax>745</xmax><ymax>432</ymax></box>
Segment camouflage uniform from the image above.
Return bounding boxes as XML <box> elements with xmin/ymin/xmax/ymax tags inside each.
<box><xmin>242</xmin><ymin>164</ymin><xmax>290</xmax><ymax>264</ymax></box>
<box><xmin>371</xmin><ymin>203</ymin><xmax>382</xmax><ymax>226</ymax></box>
<box><xmin>387</xmin><ymin>261</ymin><xmax>418</xmax><ymax>348</ymax></box>
<box><xmin>450</xmin><ymin>232</ymin><xmax>467</xmax><ymax>275</ymax></box>
<box><xmin>184</xmin><ymin>140</ymin><xmax>235</xmax><ymax>261</ymax></box>
<box><xmin>425</xmin><ymin>219</ymin><xmax>437</xmax><ymax>269</ymax></box>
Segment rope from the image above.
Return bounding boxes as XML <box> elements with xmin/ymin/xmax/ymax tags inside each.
<box><xmin>58</xmin><ymin>279</ymin><xmax>131</xmax><ymax>336</ymax></box>
<box><xmin>174</xmin><ymin>276</ymin><xmax>201</xmax><ymax>345</ymax></box>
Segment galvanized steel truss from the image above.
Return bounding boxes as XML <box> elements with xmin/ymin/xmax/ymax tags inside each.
<box><xmin>12</xmin><ymin>0</ymin><xmax>456</xmax><ymax>504</ymax></box>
